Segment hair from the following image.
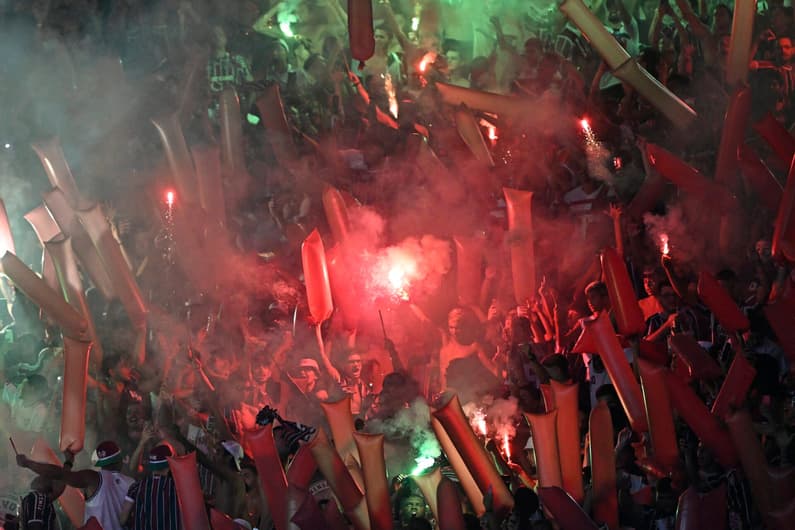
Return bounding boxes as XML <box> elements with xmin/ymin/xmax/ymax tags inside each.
<box><xmin>585</xmin><ymin>281</ymin><xmax>608</xmax><ymax>298</ymax></box>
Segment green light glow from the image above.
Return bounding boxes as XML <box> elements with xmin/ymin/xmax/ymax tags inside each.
<box><xmin>280</xmin><ymin>21</ymin><xmax>294</xmax><ymax>37</ymax></box>
<box><xmin>411</xmin><ymin>456</ymin><xmax>435</xmax><ymax>476</ymax></box>
<box><xmin>246</xmin><ymin>114</ymin><xmax>260</xmax><ymax>125</ymax></box>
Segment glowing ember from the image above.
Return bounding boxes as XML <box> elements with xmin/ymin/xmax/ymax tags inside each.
<box><xmin>660</xmin><ymin>233</ymin><xmax>670</xmax><ymax>256</ymax></box>
<box><xmin>580</xmin><ymin>117</ymin><xmax>597</xmax><ymax>146</ymax></box>
<box><xmin>165</xmin><ymin>190</ymin><xmax>175</xmax><ymax>207</ymax></box>
<box><xmin>418</xmin><ymin>52</ymin><xmax>436</xmax><ymax>73</ymax></box>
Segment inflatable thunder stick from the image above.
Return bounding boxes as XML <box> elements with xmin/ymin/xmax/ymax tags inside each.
<box><xmin>454</xmin><ymin>236</ymin><xmax>484</xmax><ymax>306</ymax></box>
<box><xmin>725</xmin><ymin>0</ymin><xmax>756</xmax><ymax>85</ymax></box>
<box><xmin>602</xmin><ymin>247</ymin><xmax>645</xmax><ymax>336</ymax></box>
<box><xmin>326</xmin><ymin>246</ymin><xmax>360</xmax><ymax>331</ymax></box>
<box><xmin>433</xmin><ymin>395</ymin><xmax>514</xmax><ymax>517</ymax></box>
<box><xmin>286</xmin><ymin>484</ymin><xmax>328</xmax><ymax>530</ymax></box>
<box><xmin>626</xmin><ymin>171</ymin><xmax>667</xmax><ymax>220</ymax></box>
<box><xmin>412</xmin><ymin>467</ymin><xmax>442</xmax><ymax>522</ymax></box>
<box><xmin>286</xmin><ymin>444</ymin><xmax>318</xmax><ymax>489</ymax></box>
<box><xmin>435</xmin><ymin>82</ymin><xmax>530</xmax><ymax>119</ymax></box>
<box><xmin>219</xmin><ymin>87</ymin><xmax>246</xmax><ymax>178</ymax></box>
<box><xmin>30</xmin><ymin>439</ymin><xmax>85</xmax><ymax>527</ymax></box>
<box><xmin>668</xmin><ymin>335</ymin><xmax>723</xmax><ymax>381</ymax></box>
<box><xmin>348</xmin><ymin>0</ymin><xmax>375</xmax><ymax>65</ymax></box>
<box><xmin>23</xmin><ymin>204</ymin><xmax>61</xmax><ymax>291</ymax></box>
<box><xmin>430</xmin><ymin>418</ymin><xmax>486</xmax><ymax>516</ymax></box>
<box><xmin>663</xmin><ymin>371</ymin><xmax>738</xmax><ymax>468</ymax></box>
<box><xmin>738</xmin><ymin>145</ymin><xmax>783</xmax><ymax>212</ymax></box>
<box><xmin>573</xmin><ymin>313</ymin><xmax>648</xmax><ymax>432</ymax></box>
<box><xmin>256</xmin><ymin>85</ymin><xmax>298</xmax><ymax>169</ymax></box>
<box><xmin>301</xmin><ymin>229</ymin><xmax>333</xmax><ymax>324</ymax></box>
<box><xmin>77</xmin><ymin>204</ymin><xmax>147</xmax><ymax>328</ymax></box>
<box><xmin>320</xmin><ymin>500</ymin><xmax>352</xmax><ymax>530</ymax></box>
<box><xmin>454</xmin><ymin>106</ymin><xmax>495</xmax><ymax>167</ymax></box>
<box><xmin>726</xmin><ymin>410</ymin><xmax>775</xmax><ymax>518</ymax></box>
<box><xmin>0</xmin><ymin>251</ymin><xmax>86</xmax><ymax>338</ymax></box>
<box><xmin>151</xmin><ymin>114</ymin><xmax>199</xmax><ymax>206</ymax></box>
<box><xmin>711</xmin><ymin>352</ymin><xmax>756</xmax><ymax>420</ymax></box>
<box><xmin>308</xmin><ymin>430</ymin><xmax>370</xmax><ymax>530</ymax></box>
<box><xmin>540</xmin><ymin>383</ymin><xmax>555</xmax><ymax>412</ymax></box>
<box><xmin>31</xmin><ymin>138</ymin><xmax>83</xmax><ymax>208</ymax></box>
<box><xmin>320</xmin><ymin>397</ymin><xmax>358</xmax><ymax>463</ymax></box>
<box><xmin>697</xmin><ymin>271</ymin><xmax>750</xmax><ymax>332</ymax></box>
<box><xmin>352</xmin><ymin>433</ymin><xmax>392</xmax><ymax>530</ymax></box>
<box><xmin>764</xmin><ymin>300</ymin><xmax>795</xmax><ymax>367</ymax></box>
<box><xmin>646</xmin><ymin>144</ymin><xmax>730</xmax><ymax>206</ymax></box>
<box><xmin>638</xmin><ymin>360</ymin><xmax>679</xmax><ymax>472</ymax></box>
<box><xmin>190</xmin><ymin>145</ymin><xmax>227</xmax><ymax>229</ymax></box>
<box><xmin>42</xmin><ymin>188</ymin><xmax>116</xmax><ymax>300</ymax></box>
<box><xmin>59</xmin><ymin>337</ymin><xmax>91</xmax><ymax>453</ymax></box>
<box><xmin>246</xmin><ymin>425</ymin><xmax>288</xmax><ymax>530</ymax></box>
<box><xmin>550</xmin><ymin>382</ymin><xmax>583</xmax><ymax>503</ymax></box>
<box><xmin>436</xmin><ymin>478</ymin><xmax>468</xmax><ymax>530</ymax></box>
<box><xmin>538</xmin><ymin>487</ymin><xmax>600</xmax><ymax>530</ymax></box>
<box><xmin>46</xmin><ymin>237</ymin><xmax>104</xmax><ymax>369</ymax></box>
<box><xmin>714</xmin><ymin>87</ymin><xmax>751</xmax><ymax>186</ymax></box>
<box><xmin>589</xmin><ymin>402</ymin><xmax>619</xmax><ymax>529</ymax></box>
<box><xmin>772</xmin><ymin>155</ymin><xmax>795</xmax><ymax>262</ymax></box>
<box><xmin>168</xmin><ymin>453</ymin><xmax>211</xmax><ymax>530</ymax></box>
<box><xmin>322</xmin><ymin>185</ymin><xmax>350</xmax><ymax>246</ymax></box>
<box><xmin>559</xmin><ymin>0</ymin><xmax>630</xmax><ymax>69</ymax></box>
<box><xmin>504</xmin><ymin>188</ymin><xmax>536</xmax><ymax>305</ymax></box>
<box><xmin>523</xmin><ymin>411</ymin><xmax>563</xmax><ymax>490</ymax></box>
<box><xmin>753</xmin><ymin>113</ymin><xmax>795</xmax><ymax>165</ymax></box>
<box><xmin>78</xmin><ymin>517</ymin><xmax>102</xmax><ymax>530</ymax></box>
<box><xmin>0</xmin><ymin>199</ymin><xmax>14</xmax><ymax>256</ymax></box>
<box><xmin>675</xmin><ymin>484</ymin><xmax>728</xmax><ymax>530</ymax></box>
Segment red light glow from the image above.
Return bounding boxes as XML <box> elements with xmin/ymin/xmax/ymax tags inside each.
<box><xmin>165</xmin><ymin>190</ymin><xmax>175</xmax><ymax>207</ymax></box>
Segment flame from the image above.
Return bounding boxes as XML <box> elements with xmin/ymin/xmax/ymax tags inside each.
<box><xmin>579</xmin><ymin>118</ymin><xmax>590</xmax><ymax>131</ymax></box>
<box><xmin>385</xmin><ymin>74</ymin><xmax>399</xmax><ymax>118</ymax></box>
<box><xmin>487</xmin><ymin>126</ymin><xmax>498</xmax><ymax>142</ymax></box>
<box><xmin>470</xmin><ymin>408</ymin><xmax>488</xmax><ymax>437</ymax></box>
<box><xmin>418</xmin><ymin>52</ymin><xmax>436</xmax><ymax>73</ymax></box>
<box><xmin>501</xmin><ymin>431</ymin><xmax>512</xmax><ymax>462</ymax></box>
<box><xmin>165</xmin><ymin>190</ymin><xmax>175</xmax><ymax>207</ymax></box>
<box><xmin>660</xmin><ymin>233</ymin><xmax>670</xmax><ymax>256</ymax></box>
<box><xmin>387</xmin><ymin>264</ymin><xmax>411</xmax><ymax>301</ymax></box>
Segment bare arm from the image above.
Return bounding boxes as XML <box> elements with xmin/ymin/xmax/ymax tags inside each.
<box><xmin>16</xmin><ymin>455</ymin><xmax>98</xmax><ymax>492</ymax></box>
<box><xmin>672</xmin><ymin>0</ymin><xmax>710</xmax><ymax>40</ymax></box>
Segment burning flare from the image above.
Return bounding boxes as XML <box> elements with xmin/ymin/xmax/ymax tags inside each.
<box><xmin>165</xmin><ymin>190</ymin><xmax>175</xmax><ymax>207</ymax></box>
<box><xmin>385</xmin><ymin>73</ymin><xmax>398</xmax><ymax>118</ymax></box>
<box><xmin>500</xmin><ymin>431</ymin><xmax>512</xmax><ymax>463</ymax></box>
<box><xmin>418</xmin><ymin>52</ymin><xmax>437</xmax><ymax>73</ymax></box>
<box><xmin>660</xmin><ymin>233</ymin><xmax>670</xmax><ymax>255</ymax></box>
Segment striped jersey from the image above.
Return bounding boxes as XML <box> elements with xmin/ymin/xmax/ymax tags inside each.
<box><xmin>20</xmin><ymin>492</ymin><xmax>59</xmax><ymax>530</ymax></box>
<box><xmin>125</xmin><ymin>475</ymin><xmax>181</xmax><ymax>530</ymax></box>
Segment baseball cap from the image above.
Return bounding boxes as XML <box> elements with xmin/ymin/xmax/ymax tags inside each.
<box><xmin>148</xmin><ymin>445</ymin><xmax>173</xmax><ymax>470</ymax></box>
<box><xmin>95</xmin><ymin>441</ymin><xmax>121</xmax><ymax>467</ymax></box>
<box><xmin>221</xmin><ymin>441</ymin><xmax>244</xmax><ymax>471</ymax></box>
<box><xmin>298</xmin><ymin>358</ymin><xmax>320</xmax><ymax>373</ymax></box>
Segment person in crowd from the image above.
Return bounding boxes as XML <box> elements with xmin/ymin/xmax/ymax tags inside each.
<box><xmin>120</xmin><ymin>445</ymin><xmax>180</xmax><ymax>530</ymax></box>
<box><xmin>18</xmin><ymin>476</ymin><xmax>63</xmax><ymax>530</ymax></box>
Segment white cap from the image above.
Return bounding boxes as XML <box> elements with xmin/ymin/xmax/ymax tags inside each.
<box><xmin>524</xmin><ymin>435</ymin><xmax>534</xmax><ymax>450</ymax></box>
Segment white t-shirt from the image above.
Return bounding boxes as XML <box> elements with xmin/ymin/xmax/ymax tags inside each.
<box><xmin>85</xmin><ymin>470</ymin><xmax>135</xmax><ymax>530</ymax></box>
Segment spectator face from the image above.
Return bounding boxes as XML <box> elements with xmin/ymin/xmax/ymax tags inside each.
<box><xmin>343</xmin><ymin>354</ymin><xmax>362</xmax><ymax>380</ymax></box>
<box><xmin>659</xmin><ymin>285</ymin><xmax>677</xmax><ymax>313</ymax></box>
<box><xmin>779</xmin><ymin>37</ymin><xmax>795</xmax><ymax>62</ymax></box>
<box><xmin>400</xmin><ymin>495</ymin><xmax>427</xmax><ymax>522</ymax></box>
<box><xmin>756</xmin><ymin>239</ymin><xmax>772</xmax><ymax>261</ymax></box>
<box><xmin>298</xmin><ymin>365</ymin><xmax>318</xmax><ymax>386</ymax></box>
<box><xmin>446</xmin><ymin>50</ymin><xmax>461</xmax><ymax>72</ymax></box>
<box><xmin>643</xmin><ymin>273</ymin><xmax>659</xmax><ymax>297</ymax></box>
<box><xmin>586</xmin><ymin>290</ymin><xmax>608</xmax><ymax>314</ymax></box>
<box><xmin>374</xmin><ymin>29</ymin><xmax>390</xmax><ymax>52</ymax></box>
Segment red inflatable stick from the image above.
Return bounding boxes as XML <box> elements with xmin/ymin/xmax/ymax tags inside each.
<box><xmin>669</xmin><ymin>335</ymin><xmax>723</xmax><ymax>381</ymax></box>
<box><xmin>59</xmin><ymin>337</ymin><xmax>90</xmax><ymax>453</ymax></box>
<box><xmin>0</xmin><ymin>199</ymin><xmax>14</xmax><ymax>256</ymax></box>
<box><xmin>551</xmin><ymin>381</ymin><xmax>583</xmax><ymax>503</ymax></box>
<box><xmin>23</xmin><ymin>204</ymin><xmax>61</xmax><ymax>292</ymax></box>
<box><xmin>433</xmin><ymin>395</ymin><xmax>514</xmax><ymax>518</ymax></box>
<box><xmin>190</xmin><ymin>145</ymin><xmax>226</xmax><ymax>229</ymax></box>
<box><xmin>255</xmin><ymin>85</ymin><xmax>297</xmax><ymax>166</ymax></box>
<box><xmin>663</xmin><ymin>371</ymin><xmax>738</xmax><ymax>468</ymax></box>
<box><xmin>738</xmin><ymin>145</ymin><xmax>783</xmax><ymax>212</ymax></box>
<box><xmin>30</xmin><ymin>438</ymin><xmax>85</xmax><ymax>528</ymax></box>
<box><xmin>573</xmin><ymin>313</ymin><xmax>648</xmax><ymax>432</ymax></box>
<box><xmin>219</xmin><ymin>87</ymin><xmax>246</xmax><ymax>178</ymax></box>
<box><xmin>454</xmin><ymin>236</ymin><xmax>484</xmax><ymax>306</ymax></box>
<box><xmin>504</xmin><ymin>188</ymin><xmax>536</xmax><ymax>305</ymax></box>
<box><xmin>326</xmin><ymin>245</ymin><xmax>360</xmax><ymax>331</ymax></box>
<box><xmin>726</xmin><ymin>409</ymin><xmax>774</xmax><ymax>519</ymax></box>
<box><xmin>540</xmin><ymin>383</ymin><xmax>555</xmax><ymax>412</ymax></box>
<box><xmin>42</xmin><ymin>188</ymin><xmax>116</xmax><ymax>300</ymax></box>
<box><xmin>559</xmin><ymin>0</ymin><xmax>630</xmax><ymax>69</ymax></box>
<box><xmin>589</xmin><ymin>402</ymin><xmax>618</xmax><ymax>529</ymax></box>
<box><xmin>352</xmin><ymin>433</ymin><xmax>392</xmax><ymax>530</ymax></box>
<box><xmin>772</xmin><ymin>155</ymin><xmax>795</xmax><ymax>262</ymax></box>
<box><xmin>246</xmin><ymin>425</ymin><xmax>288</xmax><ymax>530</ymax></box>
<box><xmin>726</xmin><ymin>0</ymin><xmax>755</xmax><ymax>85</ymax></box>
<box><xmin>320</xmin><ymin>397</ymin><xmax>358</xmax><ymax>462</ymax></box>
<box><xmin>47</xmin><ymin>237</ymin><xmax>104</xmax><ymax>370</ymax></box>
<box><xmin>436</xmin><ymin>478</ymin><xmax>467</xmax><ymax>530</ymax></box>
<box><xmin>301</xmin><ymin>229</ymin><xmax>333</xmax><ymax>324</ymax></box>
<box><xmin>0</xmin><ymin>251</ymin><xmax>87</xmax><ymax>339</ymax></box>
<box><xmin>711</xmin><ymin>352</ymin><xmax>756</xmax><ymax>420</ymax></box>
<box><xmin>602</xmin><ymin>247</ymin><xmax>645</xmax><ymax>336</ymax></box>
<box><xmin>637</xmin><ymin>338</ymin><xmax>669</xmax><ymax>365</ymax></box>
<box><xmin>454</xmin><ymin>106</ymin><xmax>494</xmax><ymax>167</ymax></box>
<box><xmin>646</xmin><ymin>144</ymin><xmax>731</xmax><ymax>206</ymax></box>
<box><xmin>638</xmin><ymin>360</ymin><xmax>679</xmax><ymax>473</ymax></box>
<box><xmin>714</xmin><ymin>87</ymin><xmax>751</xmax><ymax>187</ymax></box>
<box><xmin>286</xmin><ymin>444</ymin><xmax>317</xmax><ymax>489</ymax></box>
<box><xmin>436</xmin><ymin>82</ymin><xmax>530</xmax><ymax>119</ymax></box>
<box><xmin>674</xmin><ymin>488</ymin><xmax>699</xmax><ymax>530</ymax></box>
<box><xmin>78</xmin><ymin>517</ymin><xmax>102</xmax><ymax>530</ymax></box>
<box><xmin>322</xmin><ymin>186</ymin><xmax>350</xmax><ymax>246</ymax></box>
<box><xmin>412</xmin><ymin>467</ymin><xmax>442</xmax><ymax>521</ymax></box>
<box><xmin>77</xmin><ymin>204</ymin><xmax>147</xmax><ymax>329</ymax></box>
<box><xmin>168</xmin><ymin>453</ymin><xmax>211</xmax><ymax>530</ymax></box>
<box><xmin>287</xmin><ymin>484</ymin><xmax>328</xmax><ymax>530</ymax></box>
<box><xmin>753</xmin><ymin>113</ymin><xmax>795</xmax><ymax>166</ymax></box>
<box><xmin>697</xmin><ymin>271</ymin><xmax>750</xmax><ymax>332</ymax></box>
<box><xmin>539</xmin><ymin>487</ymin><xmax>600</xmax><ymax>530</ymax></box>
<box><xmin>626</xmin><ymin>171</ymin><xmax>667</xmax><ymax>220</ymax></box>
<box><xmin>31</xmin><ymin>138</ymin><xmax>83</xmax><ymax>208</ymax></box>
<box><xmin>151</xmin><ymin>114</ymin><xmax>199</xmax><ymax>206</ymax></box>
<box><xmin>430</xmin><ymin>418</ymin><xmax>486</xmax><ymax>516</ymax></box>
<box><xmin>523</xmin><ymin>411</ymin><xmax>563</xmax><ymax>490</ymax></box>
<box><xmin>347</xmin><ymin>0</ymin><xmax>374</xmax><ymax>65</ymax></box>
<box><xmin>763</xmin><ymin>299</ymin><xmax>795</xmax><ymax>367</ymax></box>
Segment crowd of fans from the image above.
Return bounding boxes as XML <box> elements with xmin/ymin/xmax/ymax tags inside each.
<box><xmin>1</xmin><ymin>0</ymin><xmax>794</xmax><ymax>529</ymax></box>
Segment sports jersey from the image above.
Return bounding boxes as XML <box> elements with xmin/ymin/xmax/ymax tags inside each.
<box><xmin>85</xmin><ymin>470</ymin><xmax>135</xmax><ymax>530</ymax></box>
<box><xmin>125</xmin><ymin>475</ymin><xmax>181</xmax><ymax>530</ymax></box>
<box><xmin>20</xmin><ymin>492</ymin><xmax>58</xmax><ymax>530</ymax></box>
